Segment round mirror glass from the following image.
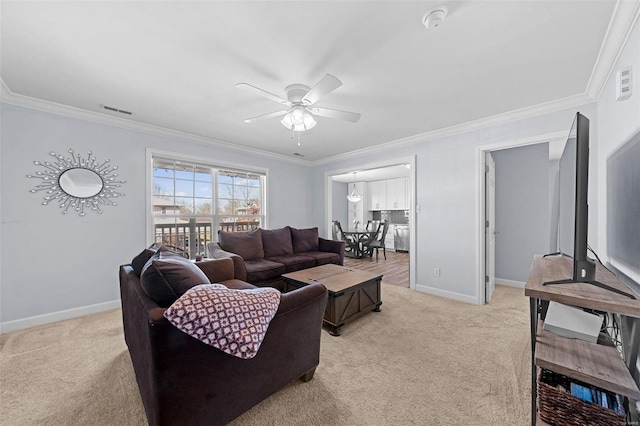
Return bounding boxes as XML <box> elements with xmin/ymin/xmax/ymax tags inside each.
<box><xmin>59</xmin><ymin>168</ymin><xmax>104</xmax><ymax>198</ymax></box>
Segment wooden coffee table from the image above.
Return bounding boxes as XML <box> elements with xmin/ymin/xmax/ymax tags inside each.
<box><xmin>282</xmin><ymin>264</ymin><xmax>382</xmax><ymax>336</ymax></box>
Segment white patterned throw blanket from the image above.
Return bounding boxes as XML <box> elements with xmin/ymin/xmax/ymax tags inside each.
<box><xmin>164</xmin><ymin>284</ymin><xmax>281</xmax><ymax>359</ymax></box>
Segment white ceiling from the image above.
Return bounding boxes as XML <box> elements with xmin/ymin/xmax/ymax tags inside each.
<box><xmin>1</xmin><ymin>1</ymin><xmax>635</xmax><ymax>162</ymax></box>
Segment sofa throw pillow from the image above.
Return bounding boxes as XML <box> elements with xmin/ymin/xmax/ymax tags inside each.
<box><xmin>291</xmin><ymin>227</ymin><xmax>319</xmax><ymax>252</ymax></box>
<box><xmin>131</xmin><ymin>243</ymin><xmax>163</xmax><ymax>276</ymax></box>
<box><xmin>132</xmin><ymin>248</ymin><xmax>156</xmax><ymax>276</ymax></box>
<box><xmin>140</xmin><ymin>247</ymin><xmax>210</xmax><ymax>307</ymax></box>
<box><xmin>164</xmin><ymin>284</ymin><xmax>281</xmax><ymax>359</ymax></box>
<box><xmin>261</xmin><ymin>226</ymin><xmax>294</xmax><ymax>257</ymax></box>
<box><xmin>218</xmin><ymin>228</ymin><xmax>264</xmax><ymax>260</ymax></box>
<box><xmin>131</xmin><ymin>243</ymin><xmax>185</xmax><ymax>276</ymax></box>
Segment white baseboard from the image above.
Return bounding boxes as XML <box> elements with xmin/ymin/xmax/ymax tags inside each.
<box><xmin>495</xmin><ymin>278</ymin><xmax>526</xmax><ymax>288</ymax></box>
<box><xmin>414</xmin><ymin>284</ymin><xmax>479</xmax><ymax>305</ymax></box>
<box><xmin>0</xmin><ymin>299</ymin><xmax>121</xmax><ymax>334</ymax></box>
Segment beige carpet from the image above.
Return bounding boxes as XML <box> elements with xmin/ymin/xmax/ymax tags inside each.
<box><xmin>0</xmin><ymin>284</ymin><xmax>531</xmax><ymax>425</ymax></box>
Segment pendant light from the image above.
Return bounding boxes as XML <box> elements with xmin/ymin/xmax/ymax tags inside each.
<box><xmin>346</xmin><ymin>172</ymin><xmax>362</xmax><ymax>203</ymax></box>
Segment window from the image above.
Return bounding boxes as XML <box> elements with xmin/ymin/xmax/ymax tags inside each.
<box><xmin>151</xmin><ymin>155</ymin><xmax>266</xmax><ymax>259</ymax></box>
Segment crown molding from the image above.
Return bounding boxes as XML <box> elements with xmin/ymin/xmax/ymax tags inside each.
<box><xmin>586</xmin><ymin>0</ymin><xmax>640</xmax><ymax>101</ymax></box>
<box><xmin>3</xmin><ymin>75</ymin><xmax>594</xmax><ymax>168</ymax></box>
<box><xmin>312</xmin><ymin>92</ymin><xmax>594</xmax><ymax>166</ymax></box>
<box><xmin>0</xmin><ymin>79</ymin><xmax>309</xmax><ymax>166</ymax></box>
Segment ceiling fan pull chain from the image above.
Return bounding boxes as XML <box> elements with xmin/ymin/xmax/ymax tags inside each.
<box><xmin>297</xmin><ymin>132</ymin><xmax>301</xmax><ymax>147</ymax></box>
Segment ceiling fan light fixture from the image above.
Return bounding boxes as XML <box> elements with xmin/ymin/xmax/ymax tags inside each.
<box><xmin>303</xmin><ymin>113</ymin><xmax>316</xmax><ymax>128</ymax></box>
<box><xmin>280</xmin><ymin>107</ymin><xmax>316</xmax><ymax>131</ymax></box>
<box><xmin>291</xmin><ymin>106</ymin><xmax>304</xmax><ymax>123</ymax></box>
<box><xmin>239</xmin><ymin>74</ymin><xmax>360</xmax><ymax>132</ymax></box>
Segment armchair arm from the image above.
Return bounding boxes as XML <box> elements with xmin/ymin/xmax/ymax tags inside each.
<box><xmin>319</xmin><ymin>237</ymin><xmax>345</xmax><ymax>265</ymax></box>
<box><xmin>206</xmin><ymin>243</ymin><xmax>248</xmax><ymax>281</ymax></box>
<box><xmin>195</xmin><ymin>257</ymin><xmax>235</xmax><ymax>283</ymax></box>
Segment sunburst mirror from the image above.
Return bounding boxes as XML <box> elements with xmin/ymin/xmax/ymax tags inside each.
<box><xmin>28</xmin><ymin>149</ymin><xmax>126</xmax><ymax>216</ymax></box>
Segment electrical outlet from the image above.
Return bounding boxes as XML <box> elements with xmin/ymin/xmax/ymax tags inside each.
<box><xmin>434</xmin><ymin>268</ymin><xmax>441</xmax><ymax>277</ymax></box>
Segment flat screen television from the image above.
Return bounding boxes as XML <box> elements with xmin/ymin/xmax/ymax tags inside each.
<box><xmin>546</xmin><ymin>112</ymin><xmax>634</xmax><ymax>299</ymax></box>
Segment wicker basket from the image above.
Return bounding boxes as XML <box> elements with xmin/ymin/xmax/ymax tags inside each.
<box><xmin>537</xmin><ymin>369</ymin><xmax>626</xmax><ymax>426</ymax></box>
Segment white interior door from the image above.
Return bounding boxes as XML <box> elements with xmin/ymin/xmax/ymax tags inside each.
<box><xmin>485</xmin><ymin>152</ymin><xmax>496</xmax><ymax>303</ymax></box>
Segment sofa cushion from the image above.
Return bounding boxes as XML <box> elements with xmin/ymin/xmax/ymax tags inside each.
<box><xmin>290</xmin><ymin>227</ymin><xmax>319</xmax><ymax>253</ymax></box>
<box><xmin>140</xmin><ymin>247</ymin><xmax>210</xmax><ymax>307</ymax></box>
<box><xmin>218</xmin><ymin>229</ymin><xmax>264</xmax><ymax>261</ymax></box>
<box><xmin>244</xmin><ymin>258</ymin><xmax>286</xmax><ymax>283</ymax></box>
<box><xmin>296</xmin><ymin>251</ymin><xmax>341</xmax><ymax>266</ymax></box>
<box><xmin>265</xmin><ymin>254</ymin><xmax>316</xmax><ymax>273</ymax></box>
<box><xmin>261</xmin><ymin>227</ymin><xmax>294</xmax><ymax>257</ymax></box>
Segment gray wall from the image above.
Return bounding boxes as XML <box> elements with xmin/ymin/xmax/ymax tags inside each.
<box><xmin>311</xmin><ymin>103</ymin><xmax>598</xmax><ymax>303</ymax></box>
<box><xmin>596</xmin><ymin>17</ymin><xmax>640</xmax><ymax>386</ymax></box>
<box><xmin>597</xmin><ymin>16</ymin><xmax>640</xmax><ymax>292</ymax></box>
<box><xmin>0</xmin><ymin>99</ymin><xmax>602</xmax><ymax>325</ymax></box>
<box><xmin>493</xmin><ymin>143</ymin><xmax>550</xmax><ymax>283</ymax></box>
<box><xmin>0</xmin><ymin>104</ymin><xmax>313</xmax><ymax>325</ymax></box>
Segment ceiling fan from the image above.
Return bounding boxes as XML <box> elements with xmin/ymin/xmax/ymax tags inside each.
<box><xmin>236</xmin><ymin>74</ymin><xmax>361</xmax><ymax>132</ymax></box>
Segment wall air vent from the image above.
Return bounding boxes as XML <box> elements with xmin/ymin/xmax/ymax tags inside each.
<box><xmin>101</xmin><ymin>104</ymin><xmax>133</xmax><ymax>115</ymax></box>
<box><xmin>616</xmin><ymin>66</ymin><xmax>632</xmax><ymax>101</ymax></box>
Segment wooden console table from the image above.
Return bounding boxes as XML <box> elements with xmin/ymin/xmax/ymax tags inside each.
<box><xmin>525</xmin><ymin>255</ymin><xmax>640</xmax><ymax>425</ymax></box>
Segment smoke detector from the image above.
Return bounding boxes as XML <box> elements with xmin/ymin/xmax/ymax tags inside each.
<box><xmin>423</xmin><ymin>6</ymin><xmax>448</xmax><ymax>29</ymax></box>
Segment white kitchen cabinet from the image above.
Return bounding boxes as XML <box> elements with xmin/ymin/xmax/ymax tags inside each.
<box><xmin>384</xmin><ymin>224</ymin><xmax>395</xmax><ymax>251</ymax></box>
<box><xmin>404</xmin><ymin>176</ymin><xmax>410</xmax><ymax>210</ymax></box>
<box><xmin>368</xmin><ymin>180</ymin><xmax>385</xmax><ymax>210</ymax></box>
<box><xmin>399</xmin><ymin>177</ymin><xmax>408</xmax><ymax>210</ymax></box>
<box><xmin>368</xmin><ymin>177</ymin><xmax>409</xmax><ymax>211</ymax></box>
<box><xmin>385</xmin><ymin>178</ymin><xmax>407</xmax><ymax>210</ymax></box>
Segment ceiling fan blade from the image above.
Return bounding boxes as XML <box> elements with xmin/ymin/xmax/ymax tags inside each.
<box><xmin>311</xmin><ymin>107</ymin><xmax>361</xmax><ymax>123</ymax></box>
<box><xmin>235</xmin><ymin>83</ymin><xmax>290</xmax><ymax>105</ymax></box>
<box><xmin>303</xmin><ymin>74</ymin><xmax>342</xmax><ymax>105</ymax></box>
<box><xmin>242</xmin><ymin>110</ymin><xmax>289</xmax><ymax>123</ymax></box>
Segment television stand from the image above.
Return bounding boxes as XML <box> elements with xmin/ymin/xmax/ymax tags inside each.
<box><xmin>543</xmin><ymin>278</ymin><xmax>636</xmax><ymax>299</ymax></box>
<box><xmin>525</xmin><ymin>255</ymin><xmax>640</xmax><ymax>425</ymax></box>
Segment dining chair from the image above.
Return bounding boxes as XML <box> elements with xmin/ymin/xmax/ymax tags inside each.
<box><xmin>364</xmin><ymin>220</ymin><xmax>389</xmax><ymax>261</ymax></box>
<box><xmin>331</xmin><ymin>221</ymin><xmax>340</xmax><ymax>240</ymax></box>
<box><xmin>365</xmin><ymin>220</ymin><xmax>381</xmax><ymax>232</ymax></box>
<box><xmin>333</xmin><ymin>221</ymin><xmax>357</xmax><ymax>255</ymax></box>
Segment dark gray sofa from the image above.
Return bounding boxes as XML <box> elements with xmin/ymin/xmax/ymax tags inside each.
<box><xmin>207</xmin><ymin>226</ymin><xmax>345</xmax><ymax>291</ymax></box>
<box><xmin>120</xmin><ymin>249</ymin><xmax>328</xmax><ymax>425</ymax></box>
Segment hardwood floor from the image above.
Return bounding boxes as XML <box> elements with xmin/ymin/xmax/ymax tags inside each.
<box><xmin>344</xmin><ymin>249</ymin><xmax>409</xmax><ymax>288</ymax></box>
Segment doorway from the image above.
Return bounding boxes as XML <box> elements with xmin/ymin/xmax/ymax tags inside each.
<box><xmin>325</xmin><ymin>156</ymin><xmax>416</xmax><ymax>290</ymax></box>
<box><xmin>477</xmin><ymin>132</ymin><xmax>566</xmax><ymax>304</ymax></box>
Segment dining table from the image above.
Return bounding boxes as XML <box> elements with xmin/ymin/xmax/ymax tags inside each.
<box><xmin>342</xmin><ymin>230</ymin><xmax>377</xmax><ymax>259</ymax></box>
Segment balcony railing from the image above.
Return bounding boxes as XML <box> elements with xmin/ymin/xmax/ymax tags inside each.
<box><xmin>154</xmin><ymin>220</ymin><xmax>260</xmax><ymax>259</ymax></box>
